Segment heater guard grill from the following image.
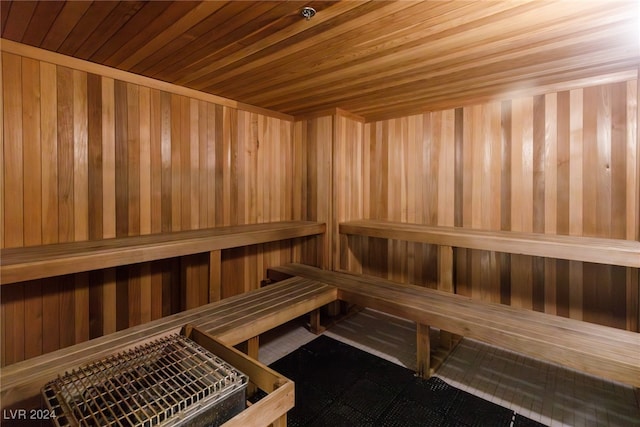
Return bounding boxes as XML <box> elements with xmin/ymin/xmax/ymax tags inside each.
<box><xmin>42</xmin><ymin>334</ymin><xmax>248</xmax><ymax>427</ymax></box>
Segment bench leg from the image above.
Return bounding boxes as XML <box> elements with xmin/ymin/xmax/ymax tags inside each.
<box><xmin>271</xmin><ymin>414</ymin><xmax>287</xmax><ymax>427</ymax></box>
<box><xmin>246</xmin><ymin>336</ymin><xmax>259</xmax><ymax>359</ymax></box>
<box><xmin>309</xmin><ymin>309</ymin><xmax>324</xmax><ymax>334</ymax></box>
<box><xmin>237</xmin><ymin>336</ymin><xmax>260</xmax><ymax>396</ymax></box>
<box><xmin>416</xmin><ymin>323</ymin><xmax>431</xmax><ymax>379</ymax></box>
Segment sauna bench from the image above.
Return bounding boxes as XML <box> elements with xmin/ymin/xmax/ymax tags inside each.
<box><xmin>0</xmin><ymin>276</ymin><xmax>338</xmax><ymax>411</ymax></box>
<box><xmin>0</xmin><ymin>221</ymin><xmax>326</xmax><ymax>284</ymax></box>
<box><xmin>340</xmin><ymin>219</ymin><xmax>640</xmax><ymax>268</ymax></box>
<box><xmin>268</xmin><ymin>263</ymin><xmax>640</xmax><ymax>388</ymax></box>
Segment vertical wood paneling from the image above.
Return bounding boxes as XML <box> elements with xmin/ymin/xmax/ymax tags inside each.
<box><xmin>295</xmin><ymin>115</ymin><xmax>333</xmax><ymax>269</ymax></box>
<box><xmin>4</xmin><ymin>52</ymin><xmax>23</xmax><ymax>248</ymax></box>
<box><xmin>180</xmin><ymin>96</ymin><xmax>191</xmax><ymax>231</ymax></box>
<box><xmin>22</xmin><ymin>57</ymin><xmax>41</xmax><ymax>246</ymax></box>
<box><xmin>2</xmin><ymin>47</ymin><xmax>638</xmax><ymax>366</ymax></box>
<box><xmin>21</xmin><ymin>57</ymin><xmax>43</xmax><ymax>359</ymax></box>
<box><xmin>543</xmin><ymin>93</ymin><xmax>558</xmax><ymax>315</ymax></box>
<box><xmin>139</xmin><ymin>87</ymin><xmax>152</xmax><ymax>324</ymax></box>
<box><xmin>73</xmin><ymin>70</ymin><xmax>90</xmax><ymax>344</ymax></box>
<box><xmin>511</xmin><ymin>97</ymin><xmax>534</xmax><ymax>310</ymax></box>
<box><xmin>1</xmin><ymin>49</ymin><xmax>303</xmax><ymax>365</ymax></box>
<box><xmin>568</xmin><ymin>89</ymin><xmax>584</xmax><ymax>321</ymax></box>
<box><xmin>40</xmin><ymin>62</ymin><xmax>61</xmax><ymax>352</ymax></box>
<box><xmin>88</xmin><ymin>73</ymin><xmax>103</xmax><ymax>339</ymax></box>
<box><xmin>342</xmin><ymin>77</ymin><xmax>638</xmax><ymax>333</ymax></box>
<box><xmin>56</xmin><ymin>66</ymin><xmax>76</xmax><ymax>349</ymax></box>
<box><xmin>334</xmin><ymin>114</ymin><xmax>364</xmax><ymax>272</ymax></box>
<box><xmin>628</xmin><ymin>77</ymin><xmax>639</xmax><ymax>332</ymax></box>
<box><xmin>206</xmin><ymin>104</ymin><xmax>217</xmax><ymax>227</ymax></box>
<box><xmin>101</xmin><ymin>78</ymin><xmax>117</xmax><ymax>336</ymax></box>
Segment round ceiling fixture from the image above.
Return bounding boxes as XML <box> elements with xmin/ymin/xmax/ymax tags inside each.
<box><xmin>301</xmin><ymin>7</ymin><xmax>316</xmax><ymax>21</ymax></box>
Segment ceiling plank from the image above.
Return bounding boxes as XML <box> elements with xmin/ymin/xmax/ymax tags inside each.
<box><xmin>116</xmin><ymin>1</ymin><xmax>228</xmax><ymax>70</ymax></box>
<box><xmin>1</xmin><ymin>1</ymin><xmax>12</xmax><ymax>33</ymax></box>
<box><xmin>74</xmin><ymin>1</ymin><xmax>147</xmax><ymax>60</ymax></box>
<box><xmin>174</xmin><ymin>1</ymin><xmax>378</xmax><ymax>87</ymax></box>
<box><xmin>39</xmin><ymin>1</ymin><xmax>93</xmax><ymax>52</ymax></box>
<box><xmin>1</xmin><ymin>0</ymin><xmax>638</xmax><ymax>121</ymax></box>
<box><xmin>102</xmin><ymin>1</ymin><xmax>200</xmax><ymax>68</ymax></box>
<box><xmin>263</xmin><ymin>20</ymin><xmax>636</xmax><ymax>114</ymax></box>
<box><xmin>140</xmin><ymin>1</ymin><xmax>280</xmax><ymax>78</ymax></box>
<box><xmin>151</xmin><ymin>1</ymin><xmax>311</xmax><ymax>80</ymax></box>
<box><xmin>57</xmin><ymin>1</ymin><xmax>119</xmax><ymax>56</ymax></box>
<box><xmin>21</xmin><ymin>1</ymin><xmax>65</xmax><ymax>46</ymax></box>
<box><xmin>230</xmin><ymin>1</ymin><xmax>544</xmax><ymax>104</ymax></box>
<box><xmin>1</xmin><ymin>1</ymin><xmax>37</xmax><ymax>41</ymax></box>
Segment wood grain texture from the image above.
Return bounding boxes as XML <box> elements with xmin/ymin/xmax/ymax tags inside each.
<box><xmin>271</xmin><ymin>264</ymin><xmax>640</xmax><ymax>388</ymax></box>
<box><xmin>338</xmin><ymin>77</ymin><xmax>639</xmax><ymax>331</ymax></box>
<box><xmin>4</xmin><ymin>2</ymin><xmax>639</xmax><ymax>120</ymax></box>
<box><xmin>341</xmin><ymin>220</ymin><xmax>640</xmax><ymax>269</ymax></box>
<box><xmin>0</xmin><ymin>49</ymin><xmax>321</xmax><ymax>365</ymax></box>
<box><xmin>292</xmin><ymin>115</ymin><xmax>333</xmax><ymax>269</ymax></box>
<box><xmin>1</xmin><ymin>277</ymin><xmax>335</xmax><ymax>410</ymax></box>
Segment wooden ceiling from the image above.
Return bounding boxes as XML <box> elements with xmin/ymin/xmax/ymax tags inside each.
<box><xmin>2</xmin><ymin>0</ymin><xmax>639</xmax><ymax>121</ymax></box>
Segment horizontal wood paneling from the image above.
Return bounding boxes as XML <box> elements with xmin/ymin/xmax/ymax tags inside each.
<box><xmin>0</xmin><ymin>49</ymin><xmax>309</xmax><ymax>366</ymax></box>
<box><xmin>338</xmin><ymin>77</ymin><xmax>639</xmax><ymax>332</ymax></box>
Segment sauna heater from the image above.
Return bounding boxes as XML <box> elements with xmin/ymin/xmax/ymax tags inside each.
<box><xmin>42</xmin><ymin>334</ymin><xmax>248</xmax><ymax>427</ymax></box>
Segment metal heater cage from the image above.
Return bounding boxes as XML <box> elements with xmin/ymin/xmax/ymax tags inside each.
<box><xmin>42</xmin><ymin>334</ymin><xmax>248</xmax><ymax>427</ymax></box>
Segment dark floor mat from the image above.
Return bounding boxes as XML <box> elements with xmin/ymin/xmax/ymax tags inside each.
<box><xmin>269</xmin><ymin>335</ymin><xmax>548</xmax><ymax>426</ymax></box>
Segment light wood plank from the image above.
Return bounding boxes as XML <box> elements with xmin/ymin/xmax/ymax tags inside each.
<box><xmin>416</xmin><ymin>323</ymin><xmax>430</xmax><ymax>379</ymax></box>
<box><xmin>1</xmin><ymin>222</ymin><xmax>326</xmax><ymax>284</ymax></box>
<box><xmin>73</xmin><ymin>70</ymin><xmax>88</xmax><ymax>242</ymax></box>
<box><xmin>340</xmin><ymin>220</ymin><xmax>640</xmax><ymax>268</ymax></box>
<box><xmin>1</xmin><ymin>277</ymin><xmax>336</xmax><ymax>408</ymax></box>
<box><xmin>139</xmin><ymin>86</ymin><xmax>151</xmax><ymax>235</ymax></box>
<box><xmin>0</xmin><ymin>40</ymin><xmax>292</xmax><ymax>121</ymax></box>
<box><xmin>271</xmin><ymin>264</ymin><xmax>640</xmax><ymax>387</ymax></box>
<box><xmin>3</xmin><ymin>52</ymin><xmax>23</xmax><ymax>248</ymax></box>
<box><xmin>20</xmin><ymin>58</ymin><xmax>43</xmax><ymax>360</ymax></box>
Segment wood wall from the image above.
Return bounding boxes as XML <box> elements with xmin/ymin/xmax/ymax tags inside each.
<box><xmin>331</xmin><ymin>80</ymin><xmax>640</xmax><ymax>332</ymax></box>
<box><xmin>2</xmin><ymin>40</ymin><xmax>639</xmax><ymax>366</ymax></box>
<box><xmin>0</xmin><ymin>47</ymin><xmax>318</xmax><ymax>366</ymax></box>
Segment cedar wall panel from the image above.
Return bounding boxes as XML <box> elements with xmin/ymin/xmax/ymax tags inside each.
<box><xmin>292</xmin><ymin>112</ymin><xmax>365</xmax><ymax>271</ymax></box>
<box><xmin>0</xmin><ymin>50</ymin><xmax>309</xmax><ymax>366</ymax></box>
<box><xmin>334</xmin><ymin>114</ymin><xmax>365</xmax><ymax>272</ymax></box>
<box><xmin>339</xmin><ymin>79</ymin><xmax>639</xmax><ymax>332</ymax></box>
<box><xmin>293</xmin><ymin>115</ymin><xmax>333</xmax><ymax>269</ymax></box>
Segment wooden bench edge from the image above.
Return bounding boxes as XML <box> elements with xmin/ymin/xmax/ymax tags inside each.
<box><xmin>1</xmin><ymin>221</ymin><xmax>326</xmax><ymax>284</ymax></box>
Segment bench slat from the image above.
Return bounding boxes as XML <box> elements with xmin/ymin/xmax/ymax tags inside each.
<box><xmin>1</xmin><ymin>221</ymin><xmax>325</xmax><ymax>284</ymax></box>
<box><xmin>270</xmin><ymin>264</ymin><xmax>640</xmax><ymax>388</ymax></box>
<box><xmin>340</xmin><ymin>220</ymin><xmax>640</xmax><ymax>267</ymax></box>
<box><xmin>273</xmin><ymin>264</ymin><xmax>638</xmax><ymax>352</ymax></box>
<box><xmin>0</xmin><ymin>277</ymin><xmax>337</xmax><ymax>409</ymax></box>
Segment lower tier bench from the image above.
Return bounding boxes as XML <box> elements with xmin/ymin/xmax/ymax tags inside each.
<box><xmin>0</xmin><ymin>276</ymin><xmax>337</xmax><ymax>413</ymax></box>
<box><xmin>268</xmin><ymin>263</ymin><xmax>640</xmax><ymax>389</ymax></box>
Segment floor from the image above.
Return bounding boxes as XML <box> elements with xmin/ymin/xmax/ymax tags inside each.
<box><xmin>259</xmin><ymin>309</ymin><xmax>640</xmax><ymax>427</ymax></box>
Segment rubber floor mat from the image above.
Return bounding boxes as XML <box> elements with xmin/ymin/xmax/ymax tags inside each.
<box><xmin>269</xmin><ymin>335</ymin><xmax>548</xmax><ymax>426</ymax></box>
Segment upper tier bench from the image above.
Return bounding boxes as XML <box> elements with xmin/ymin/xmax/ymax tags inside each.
<box><xmin>0</xmin><ymin>221</ymin><xmax>325</xmax><ymax>284</ymax></box>
<box><xmin>269</xmin><ymin>263</ymin><xmax>640</xmax><ymax>388</ymax></box>
<box><xmin>340</xmin><ymin>219</ymin><xmax>640</xmax><ymax>268</ymax></box>
<box><xmin>1</xmin><ymin>276</ymin><xmax>337</xmax><ymax>411</ymax></box>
